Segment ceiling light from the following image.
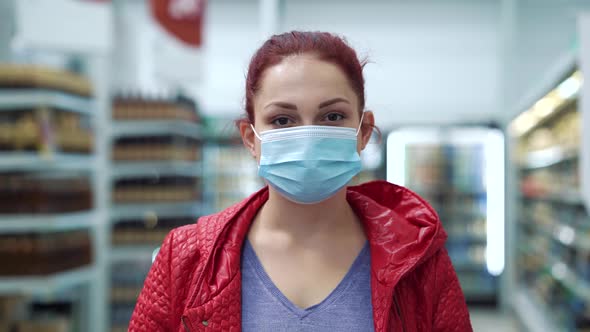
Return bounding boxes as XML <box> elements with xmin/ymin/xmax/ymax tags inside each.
<box><xmin>533</xmin><ymin>97</ymin><xmax>558</xmax><ymax>118</ymax></box>
<box><xmin>557</xmin><ymin>71</ymin><xmax>583</xmax><ymax>99</ymax></box>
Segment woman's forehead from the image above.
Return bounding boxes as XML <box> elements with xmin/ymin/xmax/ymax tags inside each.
<box><xmin>256</xmin><ymin>55</ymin><xmax>358</xmax><ymax>107</ymax></box>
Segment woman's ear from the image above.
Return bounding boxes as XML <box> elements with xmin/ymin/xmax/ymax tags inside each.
<box><xmin>238</xmin><ymin>119</ymin><xmax>257</xmax><ymax>158</ymax></box>
<box><xmin>360</xmin><ymin>111</ymin><xmax>375</xmax><ymax>150</ymax></box>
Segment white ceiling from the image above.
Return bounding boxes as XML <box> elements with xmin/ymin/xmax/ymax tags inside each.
<box><xmin>185</xmin><ymin>0</ymin><xmax>590</xmax><ymax>129</ymax></box>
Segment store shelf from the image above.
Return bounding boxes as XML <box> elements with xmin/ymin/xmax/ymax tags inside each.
<box><xmin>111</xmin><ymin>327</ymin><xmax>128</xmax><ymax>332</ymax></box>
<box><xmin>462</xmin><ymin>287</ymin><xmax>496</xmax><ymax>296</ymax></box>
<box><xmin>0</xmin><ymin>152</ymin><xmax>94</xmax><ymax>171</ymax></box>
<box><xmin>0</xmin><ymin>266</ymin><xmax>96</xmax><ymax>294</ymax></box>
<box><xmin>0</xmin><ymin>212</ymin><xmax>96</xmax><ymax>233</ymax></box>
<box><xmin>513</xmin><ymin>288</ymin><xmax>561</xmax><ymax>332</ymax></box>
<box><xmin>110</xmin><ymin>202</ymin><xmax>203</xmax><ymax>220</ymax></box>
<box><xmin>203</xmin><ymin>169</ymin><xmax>258</xmax><ymax>177</ymax></box>
<box><xmin>0</xmin><ymin>89</ymin><xmax>94</xmax><ymax>114</ymax></box>
<box><xmin>447</xmin><ymin>235</ymin><xmax>487</xmax><ymax>244</ymax></box>
<box><xmin>110</xmin><ymin>246</ymin><xmax>158</xmax><ymax>263</ymax></box>
<box><xmin>111</xmin><ymin>161</ymin><xmax>202</xmax><ymax>179</ymax></box>
<box><xmin>111</xmin><ymin>121</ymin><xmax>202</xmax><ymax>139</ymax></box>
<box><xmin>111</xmin><ymin>286</ymin><xmax>142</xmax><ymax>303</ymax></box>
<box><xmin>539</xmin><ymin>222</ymin><xmax>590</xmax><ymax>252</ymax></box>
<box><xmin>523</xmin><ymin>240</ymin><xmax>590</xmax><ymax>303</ymax></box>
<box><xmin>521</xmin><ymin>145</ymin><xmax>578</xmax><ymax>170</ymax></box>
<box><xmin>452</xmin><ymin>262</ymin><xmax>487</xmax><ymax>272</ymax></box>
<box><xmin>415</xmin><ymin>188</ymin><xmax>487</xmax><ymax>198</ymax></box>
<box><xmin>547</xmin><ymin>257</ymin><xmax>590</xmax><ymax>302</ymax></box>
<box><xmin>206</xmin><ymin>190</ymin><xmax>253</xmax><ymax>199</ymax></box>
<box><xmin>521</xmin><ymin>191</ymin><xmax>584</xmax><ymax>206</ymax></box>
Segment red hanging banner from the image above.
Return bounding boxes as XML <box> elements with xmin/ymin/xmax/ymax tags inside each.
<box><xmin>151</xmin><ymin>0</ymin><xmax>206</xmax><ymax>47</ymax></box>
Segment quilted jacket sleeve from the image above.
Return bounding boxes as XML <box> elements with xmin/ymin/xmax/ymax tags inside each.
<box><xmin>432</xmin><ymin>248</ymin><xmax>473</xmax><ymax>332</ymax></box>
<box><xmin>129</xmin><ymin>230</ymin><xmax>175</xmax><ymax>332</ymax></box>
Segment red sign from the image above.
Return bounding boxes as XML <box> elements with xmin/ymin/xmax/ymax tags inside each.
<box><xmin>151</xmin><ymin>0</ymin><xmax>206</xmax><ymax>47</ymax></box>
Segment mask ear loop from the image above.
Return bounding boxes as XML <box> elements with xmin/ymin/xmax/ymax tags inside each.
<box><xmin>250</xmin><ymin>124</ymin><xmax>262</xmax><ymax>168</ymax></box>
<box><xmin>250</xmin><ymin>123</ymin><xmax>262</xmax><ymax>140</ymax></box>
<box><xmin>356</xmin><ymin>112</ymin><xmax>365</xmax><ymax>136</ymax></box>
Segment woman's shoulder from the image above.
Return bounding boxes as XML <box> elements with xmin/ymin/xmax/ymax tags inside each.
<box><xmin>165</xmin><ymin>190</ymin><xmax>266</xmax><ymax>252</ymax></box>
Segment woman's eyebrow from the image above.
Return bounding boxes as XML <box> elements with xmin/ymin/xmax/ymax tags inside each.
<box><xmin>264</xmin><ymin>101</ymin><xmax>298</xmax><ymax>110</ymax></box>
<box><xmin>319</xmin><ymin>98</ymin><xmax>350</xmax><ymax>108</ymax></box>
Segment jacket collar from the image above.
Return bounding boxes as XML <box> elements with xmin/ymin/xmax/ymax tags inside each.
<box><xmin>188</xmin><ymin>180</ymin><xmax>447</xmax><ymax>308</ymax></box>
<box><xmin>347</xmin><ymin>181</ymin><xmax>447</xmax><ymax>284</ymax></box>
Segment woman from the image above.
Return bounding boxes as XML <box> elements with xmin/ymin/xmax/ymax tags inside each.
<box><xmin>130</xmin><ymin>31</ymin><xmax>472</xmax><ymax>332</ymax></box>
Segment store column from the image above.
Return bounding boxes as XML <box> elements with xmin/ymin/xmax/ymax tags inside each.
<box><xmin>579</xmin><ymin>13</ymin><xmax>590</xmax><ymax>213</ymax></box>
<box><xmin>499</xmin><ymin>0</ymin><xmax>518</xmax><ymax>312</ymax></box>
<box><xmin>259</xmin><ymin>0</ymin><xmax>284</xmax><ymax>39</ymax></box>
<box><xmin>0</xmin><ymin>0</ymin><xmax>15</xmax><ymax>61</ymax></box>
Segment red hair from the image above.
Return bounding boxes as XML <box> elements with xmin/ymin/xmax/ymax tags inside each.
<box><xmin>244</xmin><ymin>31</ymin><xmax>368</xmax><ymax>123</ymax></box>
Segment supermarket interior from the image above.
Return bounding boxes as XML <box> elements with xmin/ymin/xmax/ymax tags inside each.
<box><xmin>1</xmin><ymin>0</ymin><xmax>590</xmax><ymax>331</ymax></box>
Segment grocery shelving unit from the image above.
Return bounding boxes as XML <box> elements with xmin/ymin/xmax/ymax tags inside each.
<box><xmin>510</xmin><ymin>68</ymin><xmax>590</xmax><ymax>331</ymax></box>
<box><xmin>0</xmin><ymin>1</ymin><xmax>113</xmax><ymax>327</ymax></box>
<box><xmin>387</xmin><ymin>127</ymin><xmax>505</xmax><ymax>305</ymax></box>
<box><xmin>202</xmin><ymin>139</ymin><xmax>263</xmax><ymax>213</ymax></box>
<box><xmin>0</xmin><ymin>71</ymin><xmax>107</xmax><ymax>331</ymax></box>
<box><xmin>200</xmin><ymin>117</ymin><xmax>263</xmax><ymax>213</ymax></box>
<box><xmin>107</xmin><ymin>94</ymin><xmax>205</xmax><ymax>332</ymax></box>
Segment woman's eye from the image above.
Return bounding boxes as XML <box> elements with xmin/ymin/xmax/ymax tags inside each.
<box><xmin>325</xmin><ymin>113</ymin><xmax>344</xmax><ymax>122</ymax></box>
<box><xmin>272</xmin><ymin>117</ymin><xmax>292</xmax><ymax>126</ymax></box>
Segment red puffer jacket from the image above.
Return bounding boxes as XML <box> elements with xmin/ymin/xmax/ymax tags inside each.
<box><xmin>129</xmin><ymin>181</ymin><xmax>473</xmax><ymax>331</ymax></box>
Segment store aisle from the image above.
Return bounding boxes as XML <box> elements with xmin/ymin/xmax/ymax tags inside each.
<box><xmin>470</xmin><ymin>309</ymin><xmax>520</xmax><ymax>332</ymax></box>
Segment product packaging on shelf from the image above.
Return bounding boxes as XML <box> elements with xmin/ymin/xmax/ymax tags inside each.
<box><xmin>0</xmin><ymin>230</ymin><xmax>92</xmax><ymax>276</ymax></box>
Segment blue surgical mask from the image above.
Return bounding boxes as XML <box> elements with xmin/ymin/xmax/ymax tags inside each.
<box><xmin>251</xmin><ymin>118</ymin><xmax>363</xmax><ymax>204</ymax></box>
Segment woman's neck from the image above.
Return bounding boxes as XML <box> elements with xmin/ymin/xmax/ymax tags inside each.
<box><xmin>251</xmin><ymin>186</ymin><xmax>362</xmax><ymax>242</ymax></box>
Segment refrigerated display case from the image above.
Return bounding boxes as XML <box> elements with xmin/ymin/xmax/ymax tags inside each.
<box><xmin>510</xmin><ymin>69</ymin><xmax>590</xmax><ymax>332</ymax></box>
<box><xmin>386</xmin><ymin>127</ymin><xmax>505</xmax><ymax>305</ymax></box>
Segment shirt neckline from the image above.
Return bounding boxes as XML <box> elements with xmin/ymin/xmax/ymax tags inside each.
<box><xmin>243</xmin><ymin>239</ymin><xmax>370</xmax><ymax>319</ymax></box>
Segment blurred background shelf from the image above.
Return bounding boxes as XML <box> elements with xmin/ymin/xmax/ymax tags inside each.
<box><xmin>110</xmin><ymin>202</ymin><xmax>203</xmax><ymax>220</ymax></box>
<box><xmin>546</xmin><ymin>258</ymin><xmax>590</xmax><ymax>302</ymax></box>
<box><xmin>521</xmin><ymin>192</ymin><xmax>584</xmax><ymax>206</ymax></box>
<box><xmin>520</xmin><ymin>145</ymin><xmax>578</xmax><ymax>170</ymax></box>
<box><xmin>514</xmin><ymin>288</ymin><xmax>560</xmax><ymax>332</ymax></box>
<box><xmin>107</xmin><ymin>94</ymin><xmax>206</xmax><ymax>332</ymax></box>
<box><xmin>0</xmin><ymin>89</ymin><xmax>94</xmax><ymax>114</ymax></box>
<box><xmin>111</xmin><ymin>121</ymin><xmax>202</xmax><ymax>139</ymax></box>
<box><xmin>0</xmin><ymin>29</ymin><xmax>109</xmax><ymax>330</ymax></box>
<box><xmin>110</xmin><ymin>246</ymin><xmax>157</xmax><ymax>263</ymax></box>
<box><xmin>0</xmin><ymin>212</ymin><xmax>96</xmax><ymax>233</ymax></box>
<box><xmin>111</xmin><ymin>161</ymin><xmax>202</xmax><ymax>179</ymax></box>
<box><xmin>0</xmin><ymin>266</ymin><xmax>96</xmax><ymax>295</ymax></box>
<box><xmin>512</xmin><ymin>68</ymin><xmax>590</xmax><ymax>331</ymax></box>
<box><xmin>0</xmin><ymin>152</ymin><xmax>95</xmax><ymax>171</ymax></box>
<box><xmin>537</xmin><ymin>222</ymin><xmax>590</xmax><ymax>252</ymax></box>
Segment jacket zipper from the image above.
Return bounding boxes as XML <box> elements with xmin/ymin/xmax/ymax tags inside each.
<box><xmin>393</xmin><ymin>292</ymin><xmax>407</xmax><ymax>332</ymax></box>
<box><xmin>182</xmin><ymin>316</ymin><xmax>192</xmax><ymax>332</ymax></box>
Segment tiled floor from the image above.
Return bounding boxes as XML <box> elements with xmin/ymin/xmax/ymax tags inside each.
<box><xmin>470</xmin><ymin>308</ymin><xmax>521</xmax><ymax>332</ymax></box>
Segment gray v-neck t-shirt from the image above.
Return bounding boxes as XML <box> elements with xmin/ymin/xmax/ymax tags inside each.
<box><xmin>241</xmin><ymin>240</ymin><xmax>375</xmax><ymax>332</ymax></box>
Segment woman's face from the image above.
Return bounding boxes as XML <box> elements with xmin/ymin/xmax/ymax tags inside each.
<box><xmin>241</xmin><ymin>53</ymin><xmax>374</xmax><ymax>161</ymax></box>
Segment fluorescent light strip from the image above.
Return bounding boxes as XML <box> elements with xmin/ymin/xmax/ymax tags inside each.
<box><xmin>386</xmin><ymin>131</ymin><xmax>407</xmax><ymax>186</ymax></box>
<box><xmin>485</xmin><ymin>131</ymin><xmax>505</xmax><ymax>276</ymax></box>
<box><xmin>557</xmin><ymin>70</ymin><xmax>583</xmax><ymax>99</ymax></box>
<box><xmin>510</xmin><ymin>71</ymin><xmax>583</xmax><ymax>137</ymax></box>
